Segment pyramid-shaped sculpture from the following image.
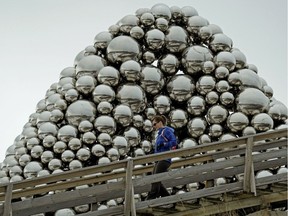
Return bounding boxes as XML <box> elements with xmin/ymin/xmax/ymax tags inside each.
<box><xmin>0</xmin><ymin>4</ymin><xmax>287</xmax><ymax>212</ymax></box>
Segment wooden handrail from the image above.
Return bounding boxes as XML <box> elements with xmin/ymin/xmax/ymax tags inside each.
<box><xmin>0</xmin><ymin>128</ymin><xmax>287</xmax><ymax>215</ymax></box>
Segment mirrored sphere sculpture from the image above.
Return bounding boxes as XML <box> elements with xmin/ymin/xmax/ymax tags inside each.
<box><xmin>1</xmin><ymin>4</ymin><xmax>287</xmax><ymax>206</ymax></box>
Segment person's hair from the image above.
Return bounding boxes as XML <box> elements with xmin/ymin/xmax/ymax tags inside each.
<box><xmin>152</xmin><ymin>115</ymin><xmax>167</xmax><ymax>125</ymax></box>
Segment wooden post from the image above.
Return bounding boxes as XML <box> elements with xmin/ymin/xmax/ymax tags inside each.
<box><xmin>243</xmin><ymin>137</ymin><xmax>256</xmax><ymax>195</ymax></box>
<box><xmin>3</xmin><ymin>183</ymin><xmax>13</xmax><ymax>216</ymax></box>
<box><xmin>124</xmin><ymin>159</ymin><xmax>136</xmax><ymax>216</ymax></box>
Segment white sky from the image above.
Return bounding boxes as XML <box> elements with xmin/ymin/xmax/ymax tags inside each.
<box><xmin>0</xmin><ymin>0</ymin><xmax>287</xmax><ymax>162</ymax></box>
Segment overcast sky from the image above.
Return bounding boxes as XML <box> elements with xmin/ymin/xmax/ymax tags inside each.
<box><xmin>0</xmin><ymin>0</ymin><xmax>287</xmax><ymax>162</ymax></box>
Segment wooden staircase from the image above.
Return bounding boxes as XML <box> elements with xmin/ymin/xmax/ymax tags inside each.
<box><xmin>0</xmin><ymin>128</ymin><xmax>287</xmax><ymax>216</ymax></box>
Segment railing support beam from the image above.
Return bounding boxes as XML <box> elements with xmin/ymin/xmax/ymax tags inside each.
<box><xmin>243</xmin><ymin>137</ymin><xmax>256</xmax><ymax>195</ymax></box>
<box><xmin>3</xmin><ymin>183</ymin><xmax>13</xmax><ymax>216</ymax></box>
<box><xmin>124</xmin><ymin>159</ymin><xmax>136</xmax><ymax>216</ymax></box>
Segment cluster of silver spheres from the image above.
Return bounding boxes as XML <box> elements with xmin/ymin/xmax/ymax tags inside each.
<box><xmin>1</xmin><ymin>3</ymin><xmax>287</xmax><ymax>214</ymax></box>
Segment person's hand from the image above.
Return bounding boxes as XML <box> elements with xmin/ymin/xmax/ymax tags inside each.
<box><xmin>157</xmin><ymin>143</ymin><xmax>164</xmax><ymax>150</ymax></box>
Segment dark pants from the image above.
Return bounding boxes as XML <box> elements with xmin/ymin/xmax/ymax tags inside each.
<box><xmin>147</xmin><ymin>160</ymin><xmax>171</xmax><ymax>199</ymax></box>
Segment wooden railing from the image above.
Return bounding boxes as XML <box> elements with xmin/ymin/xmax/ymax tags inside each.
<box><xmin>0</xmin><ymin>128</ymin><xmax>287</xmax><ymax>216</ymax></box>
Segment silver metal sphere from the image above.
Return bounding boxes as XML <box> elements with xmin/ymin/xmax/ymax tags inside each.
<box><xmin>220</xmin><ymin>92</ymin><xmax>235</xmax><ymax>106</ymax></box>
<box><xmin>76</xmin><ymin>55</ymin><xmax>106</xmax><ymax>78</ymax></box>
<box><xmin>134</xmin><ymin>148</ymin><xmax>145</xmax><ymax>157</ymax></box>
<box><xmin>76</xmin><ymin>148</ymin><xmax>91</xmax><ymax>161</ymax></box>
<box><xmin>31</xmin><ymin>145</ymin><xmax>44</xmax><ymax>159</ymax></box>
<box><xmin>19</xmin><ymin>154</ymin><xmax>32</xmax><ymax>167</ymax></box>
<box><xmin>158</xmin><ymin>54</ymin><xmax>179</xmax><ymax>75</ymax></box>
<box><xmin>227</xmin><ymin>112</ymin><xmax>249</xmax><ymax>132</ymax></box>
<box><xmin>199</xmin><ymin>26</ymin><xmax>212</xmax><ymax>42</ymax></box>
<box><xmin>140</xmin><ymin>65</ymin><xmax>165</xmax><ymax>95</ymax></box>
<box><xmin>209</xmin><ymin>33</ymin><xmax>233</xmax><ymax>52</ymax></box>
<box><xmin>97</xmin><ymin>133</ymin><xmax>112</xmax><ymax>146</ymax></box>
<box><xmin>66</xmin><ymin>100</ymin><xmax>96</xmax><ymax>127</ymax></box>
<box><xmin>142</xmin><ymin>50</ymin><xmax>155</xmax><ymax>64</ymax></box>
<box><xmin>165</xmin><ymin>26</ymin><xmax>189</xmax><ymax>53</ymax></box>
<box><xmin>215</xmin><ymin>80</ymin><xmax>230</xmax><ymax>93</ymax></box>
<box><xmin>113</xmin><ymin>136</ymin><xmax>129</xmax><ymax>156</ymax></box>
<box><xmin>48</xmin><ymin>158</ymin><xmax>62</xmax><ymax>171</ymax></box>
<box><xmin>209</xmin><ymin>124</ymin><xmax>223</xmax><ymax>138</ymax></box>
<box><xmin>140</xmin><ymin>140</ymin><xmax>152</xmax><ymax>153</ymax></box>
<box><xmin>116</xmin><ymin>84</ymin><xmax>146</xmax><ymax>113</ymax></box>
<box><xmin>236</xmin><ymin>88</ymin><xmax>270</xmax><ymax>115</ymax></box>
<box><xmin>42</xmin><ymin>135</ymin><xmax>57</xmax><ymax>148</ymax></box>
<box><xmin>180</xmin><ymin>138</ymin><xmax>198</xmax><ymax>149</ymax></box>
<box><xmin>94</xmin><ymin>31</ymin><xmax>113</xmax><ymax>50</ymax></box>
<box><xmin>108</xmin><ymin>24</ymin><xmax>120</xmax><ymax>36</ymax></box>
<box><xmin>107</xmin><ymin>36</ymin><xmax>141</xmax><ymax>64</ymax></box>
<box><xmin>133</xmin><ymin>115</ymin><xmax>144</xmax><ymax>128</ymax></box>
<box><xmin>198</xmin><ymin>134</ymin><xmax>211</xmax><ymax>144</ymax></box>
<box><xmin>120</xmin><ymin>60</ymin><xmax>141</xmax><ymax>82</ymax></box>
<box><xmin>155</xmin><ymin>17</ymin><xmax>169</xmax><ymax>31</ymax></box>
<box><xmin>92</xmin><ymin>144</ymin><xmax>106</xmax><ymax>157</ymax></box>
<box><xmin>187</xmin><ymin>15</ymin><xmax>209</xmax><ymax>35</ymax></box>
<box><xmin>107</xmin><ymin>148</ymin><xmax>120</xmax><ymax>161</ymax></box>
<box><xmin>242</xmin><ymin>126</ymin><xmax>257</xmax><ymax>136</ymax></box>
<box><xmin>238</xmin><ymin>69</ymin><xmax>262</xmax><ymax>90</ymax></box>
<box><xmin>117</xmin><ymin>14</ymin><xmax>139</xmax><ymax>34</ymax></box>
<box><xmin>41</xmin><ymin>151</ymin><xmax>54</xmax><ymax>164</ymax></box>
<box><xmin>60</xmin><ymin>67</ymin><xmax>76</xmax><ymax>80</ymax></box>
<box><xmin>97</xmin><ymin>66</ymin><xmax>120</xmax><ymax>87</ymax></box>
<box><xmin>69</xmin><ymin>160</ymin><xmax>83</xmax><ymax>170</ymax></box>
<box><xmin>78</xmin><ymin>120</ymin><xmax>93</xmax><ymax>133</ymax></box>
<box><xmin>228</xmin><ymin>72</ymin><xmax>242</xmax><ymax>86</ymax></box>
<box><xmin>181</xmin><ymin>6</ymin><xmax>198</xmax><ymax>22</ymax></box>
<box><xmin>231</xmin><ymin>48</ymin><xmax>247</xmax><ymax>69</ymax></box>
<box><xmin>214</xmin><ymin>51</ymin><xmax>236</xmax><ymax>71</ymax></box>
<box><xmin>94</xmin><ymin>115</ymin><xmax>116</xmax><ymax>135</ymax></box>
<box><xmin>54</xmin><ymin>141</ymin><xmax>67</xmax><ymax>154</ymax></box>
<box><xmin>251</xmin><ymin>113</ymin><xmax>274</xmax><ymax>131</ymax></box>
<box><xmin>61</xmin><ymin>150</ymin><xmax>75</xmax><ymax>163</ymax></box>
<box><xmin>143</xmin><ymin>119</ymin><xmax>153</xmax><ymax>132</ymax></box>
<box><xmin>196</xmin><ymin>75</ymin><xmax>216</xmax><ymax>95</ymax></box>
<box><xmin>187</xmin><ymin>96</ymin><xmax>206</xmax><ymax>116</ymax></box>
<box><xmin>57</xmin><ymin>125</ymin><xmax>78</xmax><ymax>142</ymax></box>
<box><xmin>75</xmin><ymin>75</ymin><xmax>96</xmax><ymax>95</ymax></box>
<box><xmin>24</xmin><ymin>161</ymin><xmax>43</xmax><ymax>179</ymax></box>
<box><xmin>207</xmin><ymin>105</ymin><xmax>228</xmax><ymax>124</ymax></box>
<box><xmin>140</xmin><ymin>12</ymin><xmax>155</xmax><ymax>26</ymax></box>
<box><xmin>92</xmin><ymin>84</ymin><xmax>115</xmax><ymax>104</ymax></box>
<box><xmin>153</xmin><ymin>95</ymin><xmax>171</xmax><ymax>114</ymax></box>
<box><xmin>145</xmin><ymin>29</ymin><xmax>165</xmax><ymax>50</ymax></box>
<box><xmin>9</xmin><ymin>165</ymin><xmax>23</xmax><ymax>177</ymax></box>
<box><xmin>202</xmin><ymin>61</ymin><xmax>215</xmax><ymax>74</ymax></box>
<box><xmin>98</xmin><ymin>157</ymin><xmax>111</xmax><ymax>165</ymax></box>
<box><xmin>82</xmin><ymin>131</ymin><xmax>97</xmax><ymax>145</ymax></box>
<box><xmin>187</xmin><ymin>117</ymin><xmax>207</xmax><ymax>138</ymax></box>
<box><xmin>124</xmin><ymin>127</ymin><xmax>141</xmax><ymax>147</ymax></box>
<box><xmin>50</xmin><ymin>109</ymin><xmax>64</xmax><ymax>123</ymax></box>
<box><xmin>151</xmin><ymin>3</ymin><xmax>171</xmax><ymax>20</ymax></box>
<box><xmin>167</xmin><ymin>75</ymin><xmax>195</xmax><ymax>102</ymax></box>
<box><xmin>130</xmin><ymin>26</ymin><xmax>145</xmax><ymax>40</ymax></box>
<box><xmin>181</xmin><ymin>45</ymin><xmax>213</xmax><ymax>75</ymax></box>
<box><xmin>215</xmin><ymin>66</ymin><xmax>229</xmax><ymax>79</ymax></box>
<box><xmin>169</xmin><ymin>109</ymin><xmax>188</xmax><ymax>128</ymax></box>
<box><xmin>97</xmin><ymin>101</ymin><xmax>113</xmax><ymax>115</ymax></box>
<box><xmin>65</xmin><ymin>89</ymin><xmax>79</xmax><ymax>103</ymax></box>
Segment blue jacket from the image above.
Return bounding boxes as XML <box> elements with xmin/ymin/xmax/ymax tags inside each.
<box><xmin>154</xmin><ymin>126</ymin><xmax>177</xmax><ymax>163</ymax></box>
